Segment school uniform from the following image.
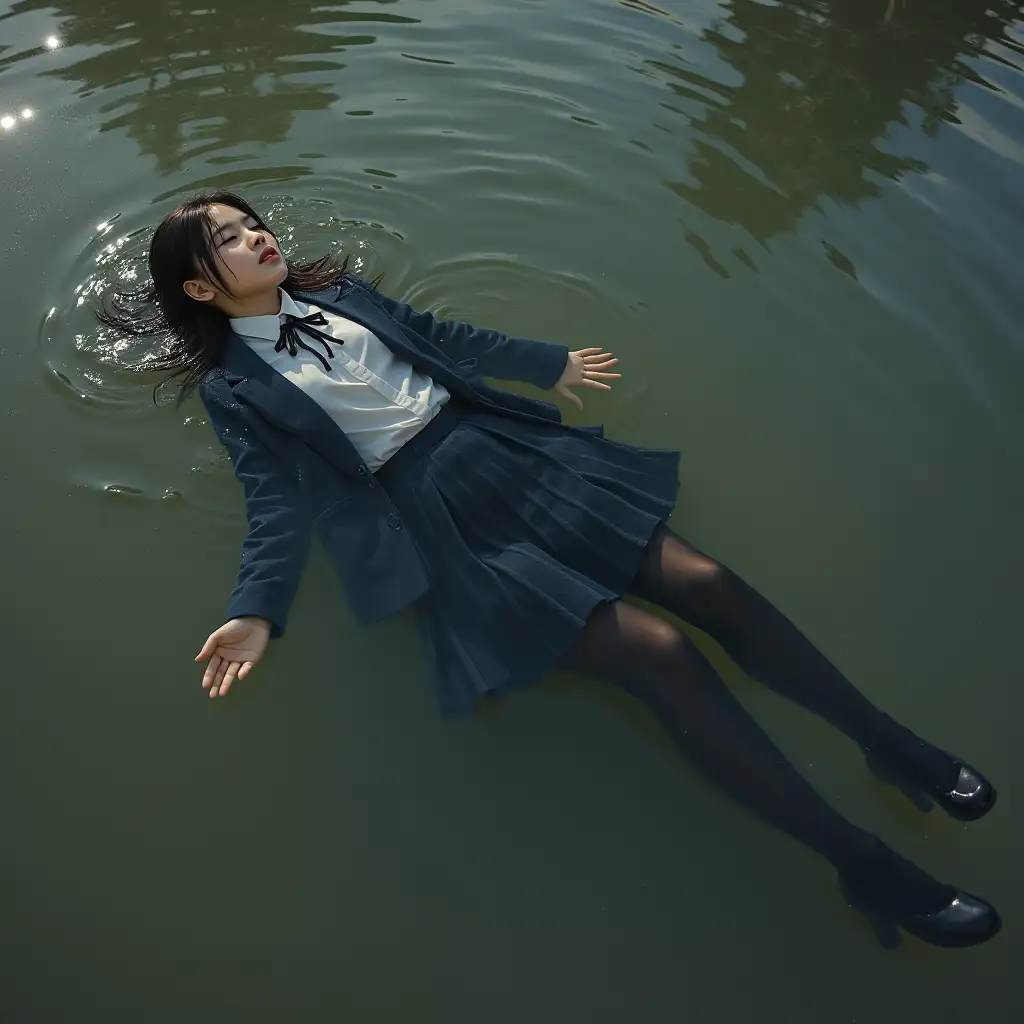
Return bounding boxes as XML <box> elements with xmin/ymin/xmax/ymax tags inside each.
<box><xmin>201</xmin><ymin>275</ymin><xmax>680</xmax><ymax>714</ymax></box>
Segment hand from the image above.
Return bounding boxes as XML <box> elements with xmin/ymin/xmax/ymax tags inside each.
<box><xmin>554</xmin><ymin>348</ymin><xmax>621</xmax><ymax>410</ymax></box>
<box><xmin>195</xmin><ymin>617</ymin><xmax>271</xmax><ymax>699</ymax></box>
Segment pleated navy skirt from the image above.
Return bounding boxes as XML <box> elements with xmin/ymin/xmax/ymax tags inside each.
<box><xmin>375</xmin><ymin>397</ymin><xmax>681</xmax><ymax>715</ymax></box>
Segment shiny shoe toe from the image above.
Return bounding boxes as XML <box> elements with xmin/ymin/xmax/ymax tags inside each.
<box><xmin>935</xmin><ymin>764</ymin><xmax>997</xmax><ymax>822</ymax></box>
<box><xmin>901</xmin><ymin>892</ymin><xmax>1002</xmax><ymax>948</ymax></box>
<box><xmin>865</xmin><ymin>747</ymin><xmax>997</xmax><ymax>822</ymax></box>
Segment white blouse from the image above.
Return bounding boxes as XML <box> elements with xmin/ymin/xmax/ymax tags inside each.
<box><xmin>229</xmin><ymin>288</ymin><xmax>450</xmax><ymax>471</ymax></box>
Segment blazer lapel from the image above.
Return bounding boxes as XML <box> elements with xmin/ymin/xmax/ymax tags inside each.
<box><xmin>219</xmin><ymin>325</ymin><xmax>364</xmax><ymax>476</ymax></box>
<box><xmin>313</xmin><ymin>285</ymin><xmax>425</xmax><ymax>363</ymax></box>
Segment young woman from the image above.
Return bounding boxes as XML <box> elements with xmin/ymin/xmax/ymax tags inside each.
<box><xmin>99</xmin><ymin>191</ymin><xmax>1000</xmax><ymax>950</ymax></box>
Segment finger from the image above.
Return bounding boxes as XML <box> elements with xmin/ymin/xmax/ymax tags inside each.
<box><xmin>583</xmin><ymin>357</ymin><xmax>618</xmax><ymax>369</ymax></box>
<box><xmin>582</xmin><ymin>371</ymin><xmax>621</xmax><ymax>380</ymax></box>
<box><xmin>572</xmin><ymin>347</ymin><xmax>605</xmax><ymax>356</ymax></box>
<box><xmin>202</xmin><ymin>654</ymin><xmax>222</xmax><ymax>690</ymax></box>
<box><xmin>195</xmin><ymin>633</ymin><xmax>220</xmax><ymax>662</ymax></box>
<box><xmin>582</xmin><ymin>352</ymin><xmax>616</xmax><ymax>362</ymax></box>
<box><xmin>209</xmin><ymin>657</ymin><xmax>229</xmax><ymax>697</ymax></box>
<box><xmin>218</xmin><ymin>663</ymin><xmax>240</xmax><ymax>697</ymax></box>
<box><xmin>238</xmin><ymin>661</ymin><xmax>255</xmax><ymax>681</ymax></box>
<box><xmin>580</xmin><ymin>379</ymin><xmax>613</xmax><ymax>391</ymax></box>
<box><xmin>556</xmin><ymin>383</ymin><xmax>583</xmax><ymax>409</ymax></box>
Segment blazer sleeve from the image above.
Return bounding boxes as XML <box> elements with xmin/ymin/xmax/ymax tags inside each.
<box><xmin>199</xmin><ymin>375</ymin><xmax>313</xmax><ymax>639</ymax></box>
<box><xmin>361</xmin><ymin>278</ymin><xmax>570</xmax><ymax>390</ymax></box>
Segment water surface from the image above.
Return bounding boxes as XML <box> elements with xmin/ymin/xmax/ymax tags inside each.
<box><xmin>3</xmin><ymin>0</ymin><xmax>1021</xmax><ymax>1018</ymax></box>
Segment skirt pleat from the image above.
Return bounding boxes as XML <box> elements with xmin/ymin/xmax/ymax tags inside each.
<box><xmin>376</xmin><ymin>403</ymin><xmax>681</xmax><ymax>715</ymax></box>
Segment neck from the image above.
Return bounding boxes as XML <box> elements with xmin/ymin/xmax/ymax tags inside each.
<box><xmin>219</xmin><ymin>287</ymin><xmax>283</xmax><ymax>319</ymax></box>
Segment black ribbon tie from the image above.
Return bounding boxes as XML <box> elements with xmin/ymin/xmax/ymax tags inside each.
<box><xmin>276</xmin><ymin>311</ymin><xmax>340</xmax><ymax>372</ymax></box>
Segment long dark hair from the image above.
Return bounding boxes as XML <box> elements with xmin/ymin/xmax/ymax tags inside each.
<box><xmin>95</xmin><ymin>190</ymin><xmax>351</xmax><ymax>405</ymax></box>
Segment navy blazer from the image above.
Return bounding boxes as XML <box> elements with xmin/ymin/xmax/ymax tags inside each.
<box><xmin>199</xmin><ymin>274</ymin><xmax>570</xmax><ymax>637</ymax></box>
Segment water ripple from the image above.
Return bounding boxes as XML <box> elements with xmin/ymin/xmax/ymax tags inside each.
<box><xmin>14</xmin><ymin>0</ymin><xmax>1024</xmax><ymax>522</ymax></box>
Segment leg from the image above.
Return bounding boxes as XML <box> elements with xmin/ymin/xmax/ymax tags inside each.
<box><xmin>563</xmin><ymin>601</ymin><xmax>874</xmax><ymax>868</ymax></box>
<box><xmin>563</xmin><ymin>603</ymin><xmax>950</xmax><ymax>903</ymax></box>
<box><xmin>560</xmin><ymin>602</ymin><xmax>1003</xmax><ymax>945</ymax></box>
<box><xmin>630</xmin><ymin>526</ymin><xmax>961</xmax><ymax>791</ymax></box>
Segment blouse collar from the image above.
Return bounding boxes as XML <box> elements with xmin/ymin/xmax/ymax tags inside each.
<box><xmin>228</xmin><ymin>288</ymin><xmax>311</xmax><ymax>341</ymax></box>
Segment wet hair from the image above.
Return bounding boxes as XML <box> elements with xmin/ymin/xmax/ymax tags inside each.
<box><xmin>96</xmin><ymin>190</ymin><xmax>353</xmax><ymax>405</ymax></box>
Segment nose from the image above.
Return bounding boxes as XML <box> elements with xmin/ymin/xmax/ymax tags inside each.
<box><xmin>248</xmin><ymin>227</ymin><xmax>265</xmax><ymax>249</ymax></box>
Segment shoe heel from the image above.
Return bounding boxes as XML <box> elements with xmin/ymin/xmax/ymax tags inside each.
<box><xmin>865</xmin><ymin>750</ymin><xmax>935</xmax><ymax>813</ymax></box>
<box><xmin>864</xmin><ymin>912</ymin><xmax>902</xmax><ymax>950</ymax></box>
<box><xmin>839</xmin><ymin>874</ymin><xmax>903</xmax><ymax>950</ymax></box>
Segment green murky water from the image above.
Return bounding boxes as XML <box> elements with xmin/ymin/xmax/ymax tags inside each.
<box><xmin>4</xmin><ymin>1</ymin><xmax>1021</xmax><ymax>1018</ymax></box>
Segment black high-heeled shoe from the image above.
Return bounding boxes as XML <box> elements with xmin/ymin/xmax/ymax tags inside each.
<box><xmin>863</xmin><ymin>718</ymin><xmax>996</xmax><ymax>821</ymax></box>
<box><xmin>866</xmin><ymin>750</ymin><xmax>996</xmax><ymax>821</ymax></box>
<box><xmin>840</xmin><ymin>874</ymin><xmax>1002</xmax><ymax>950</ymax></box>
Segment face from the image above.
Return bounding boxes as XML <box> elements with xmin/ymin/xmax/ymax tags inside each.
<box><xmin>182</xmin><ymin>203</ymin><xmax>287</xmax><ymax>310</ymax></box>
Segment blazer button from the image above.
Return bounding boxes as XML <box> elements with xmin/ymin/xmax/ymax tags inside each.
<box><xmin>357</xmin><ymin>466</ymin><xmax>368</xmax><ymax>475</ymax></box>
<box><xmin>387</xmin><ymin>514</ymin><xmax>402</xmax><ymax>530</ymax></box>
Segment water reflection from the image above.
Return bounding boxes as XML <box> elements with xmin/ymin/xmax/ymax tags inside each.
<box><xmin>0</xmin><ymin>108</ymin><xmax>33</xmax><ymax>130</ymax></box>
<box><xmin>17</xmin><ymin>1</ymin><xmax>405</xmax><ymax>406</ymax></box>
<box><xmin>650</xmin><ymin>0</ymin><xmax>1023</xmax><ymax>248</ymax></box>
<box><xmin>4</xmin><ymin>0</ymin><xmax>412</xmax><ymax>172</ymax></box>
<box><xmin>7</xmin><ymin>0</ymin><xmax>1020</xmax><ymax>245</ymax></box>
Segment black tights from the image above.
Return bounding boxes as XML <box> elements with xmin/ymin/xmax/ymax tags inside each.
<box><xmin>562</xmin><ymin>526</ymin><xmax>957</xmax><ymax>906</ymax></box>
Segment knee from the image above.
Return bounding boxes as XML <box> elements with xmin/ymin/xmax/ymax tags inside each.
<box><xmin>684</xmin><ymin>554</ymin><xmax>729</xmax><ymax>596</ymax></box>
<box><xmin>618</xmin><ymin>617</ymin><xmax>713</xmax><ymax>708</ymax></box>
<box><xmin>635</xmin><ymin>617</ymin><xmax>694</xmax><ymax>674</ymax></box>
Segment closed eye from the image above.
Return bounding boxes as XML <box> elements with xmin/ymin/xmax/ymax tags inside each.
<box><xmin>214</xmin><ymin>216</ymin><xmax>260</xmax><ymax>246</ymax></box>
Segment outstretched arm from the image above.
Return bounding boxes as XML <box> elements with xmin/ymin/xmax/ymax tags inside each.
<box><xmin>195</xmin><ymin>376</ymin><xmax>314</xmax><ymax>697</ymax></box>
<box><xmin>366</xmin><ymin>281</ymin><xmax>571</xmax><ymax>389</ymax></box>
